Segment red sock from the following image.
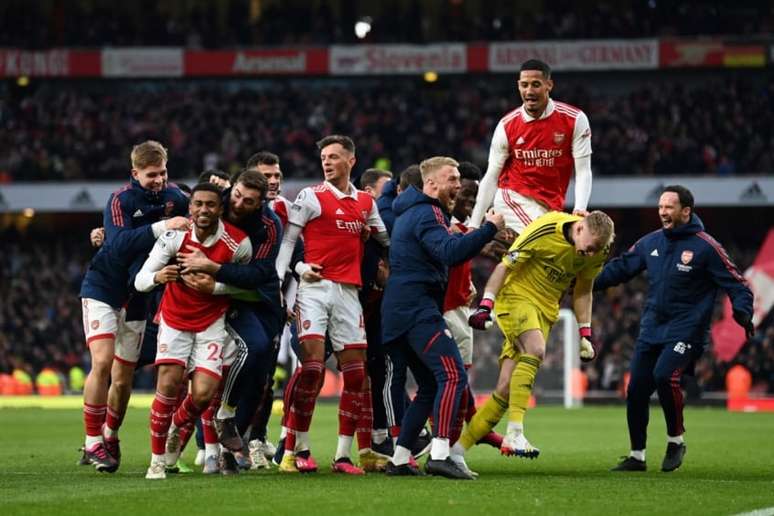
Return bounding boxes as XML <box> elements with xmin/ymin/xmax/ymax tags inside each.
<box><xmin>284</xmin><ymin>430</ymin><xmax>297</xmax><ymax>453</ymax></box>
<box><xmin>281</xmin><ymin>366</ymin><xmax>302</xmax><ymax>427</ymax></box>
<box><xmin>173</xmin><ymin>394</ymin><xmax>204</xmax><ymax>429</ymax></box>
<box><xmin>289</xmin><ymin>360</ymin><xmax>324</xmax><ymax>434</ymax></box>
<box><xmin>84</xmin><ymin>403</ymin><xmax>106</xmax><ymax>438</ymax></box>
<box><xmin>450</xmin><ymin>387</ymin><xmax>469</xmax><ymax>444</ymax></box>
<box><xmin>201</xmin><ymin>397</ymin><xmax>220</xmax><ymax>445</ymax></box>
<box><xmin>356</xmin><ymin>375</ymin><xmax>373</xmax><ymax>451</ymax></box>
<box><xmin>178</xmin><ymin>419</ymin><xmax>195</xmax><ymax>452</ymax></box>
<box><xmin>339</xmin><ymin>361</ymin><xmax>365</xmax><ymax>440</ymax></box>
<box><xmin>199</xmin><ymin>378</ymin><xmax>224</xmax><ymax>445</ymax></box>
<box><xmin>150</xmin><ymin>391</ymin><xmax>177</xmax><ymax>455</ymax></box>
<box><xmin>104</xmin><ymin>405</ymin><xmax>124</xmax><ymax>434</ymax></box>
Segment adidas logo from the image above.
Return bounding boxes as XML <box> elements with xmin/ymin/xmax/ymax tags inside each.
<box><xmin>335</xmin><ymin>208</ymin><xmax>345</xmax><ymax>215</ymax></box>
<box><xmin>516</xmin><ymin>136</ymin><xmax>525</xmax><ymax>145</ymax></box>
<box><xmin>646</xmin><ymin>183</ymin><xmax>665</xmax><ymax>202</ymax></box>
<box><xmin>740</xmin><ymin>182</ymin><xmax>767</xmax><ymax>202</ymax></box>
<box><xmin>70</xmin><ymin>189</ymin><xmax>95</xmax><ymax>208</ymax></box>
<box><xmin>133</xmin><ymin>209</ymin><xmax>143</xmax><ymax>218</ymax></box>
<box><xmin>651</xmin><ymin>249</ymin><xmax>659</xmax><ymax>257</ymax></box>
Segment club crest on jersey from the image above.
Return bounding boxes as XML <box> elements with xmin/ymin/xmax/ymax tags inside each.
<box><xmin>302</xmin><ymin>320</ymin><xmax>311</xmax><ymax>330</ymax></box>
<box><xmin>164</xmin><ymin>201</ymin><xmax>174</xmax><ymax>217</ymax></box>
<box><xmin>159</xmin><ymin>343</ymin><xmax>168</xmax><ymax>353</ymax></box>
<box><xmin>553</xmin><ymin>132</ymin><xmax>565</xmax><ymax>144</ymax></box>
<box><xmin>91</xmin><ymin>320</ymin><xmax>100</xmax><ymax>330</ymax></box>
<box><xmin>681</xmin><ymin>250</ymin><xmax>694</xmax><ymax>264</ymax></box>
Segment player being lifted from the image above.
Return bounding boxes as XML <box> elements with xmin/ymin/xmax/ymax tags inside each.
<box><xmin>134</xmin><ymin>183</ymin><xmax>252</xmax><ymax>479</ymax></box>
<box><xmin>451</xmin><ymin>211</ymin><xmax>614</xmax><ymax>471</ymax></box>
<box><xmin>469</xmin><ymin>59</ymin><xmax>593</xmax><ymax>235</ymax></box>
<box><xmin>274</xmin><ymin>135</ymin><xmax>390</xmax><ymax>474</ymax></box>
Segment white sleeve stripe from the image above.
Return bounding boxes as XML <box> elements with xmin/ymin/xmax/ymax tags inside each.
<box><xmin>554</xmin><ymin>101</ymin><xmax>581</xmax><ymax>115</ymax></box>
<box><xmin>554</xmin><ymin>106</ymin><xmax>580</xmax><ymax>119</ymax></box>
<box><xmin>501</xmin><ymin>108</ymin><xmax>522</xmax><ymax>125</ymax></box>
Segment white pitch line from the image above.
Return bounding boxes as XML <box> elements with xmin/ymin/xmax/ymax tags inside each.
<box><xmin>733</xmin><ymin>507</ymin><xmax>774</xmax><ymax>516</ymax></box>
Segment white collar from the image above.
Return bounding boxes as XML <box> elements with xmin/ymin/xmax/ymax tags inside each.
<box><xmin>190</xmin><ymin>219</ymin><xmax>224</xmax><ymax>247</ymax></box>
<box><xmin>324</xmin><ymin>181</ymin><xmax>359</xmax><ymax>200</ymax></box>
<box><xmin>521</xmin><ymin>98</ymin><xmax>555</xmax><ymax>122</ymax></box>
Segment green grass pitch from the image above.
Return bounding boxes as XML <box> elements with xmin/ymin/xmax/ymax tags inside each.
<box><xmin>1</xmin><ymin>403</ymin><xmax>773</xmax><ymax>515</ymax></box>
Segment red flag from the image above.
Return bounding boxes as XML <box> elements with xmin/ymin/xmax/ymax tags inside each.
<box><xmin>712</xmin><ymin>228</ymin><xmax>774</xmax><ymax>362</ymax></box>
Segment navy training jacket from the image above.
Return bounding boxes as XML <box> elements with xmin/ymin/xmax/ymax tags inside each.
<box><xmin>376</xmin><ymin>179</ymin><xmax>398</xmax><ymax>235</ymax></box>
<box><xmin>381</xmin><ymin>186</ymin><xmax>497</xmax><ymax>343</ymax></box>
<box><xmin>80</xmin><ymin>179</ymin><xmax>189</xmax><ymax>308</ymax></box>
<box><xmin>594</xmin><ymin>214</ymin><xmax>753</xmax><ymax>346</ymax></box>
<box><xmin>215</xmin><ymin>195</ymin><xmax>285</xmax><ymax>338</ymax></box>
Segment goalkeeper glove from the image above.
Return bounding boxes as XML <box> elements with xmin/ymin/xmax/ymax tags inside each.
<box><xmin>468</xmin><ymin>298</ymin><xmax>495</xmax><ymax>330</ymax></box>
<box><xmin>578</xmin><ymin>324</ymin><xmax>597</xmax><ymax>362</ymax></box>
<box><xmin>732</xmin><ymin>310</ymin><xmax>755</xmax><ymax>339</ymax></box>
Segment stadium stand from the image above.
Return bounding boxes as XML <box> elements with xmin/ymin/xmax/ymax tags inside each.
<box><xmin>2</xmin><ymin>72</ymin><xmax>773</xmax><ymax>182</ymax></box>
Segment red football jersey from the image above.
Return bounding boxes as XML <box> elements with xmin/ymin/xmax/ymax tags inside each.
<box><xmin>289</xmin><ymin>182</ymin><xmax>384</xmax><ymax>287</ymax></box>
<box><xmin>443</xmin><ymin>221</ymin><xmax>473</xmax><ymax>312</ymax></box>
<box><xmin>157</xmin><ymin>221</ymin><xmax>250</xmax><ymax>332</ymax></box>
<box><xmin>270</xmin><ymin>195</ymin><xmax>291</xmax><ymax>228</ymax></box>
<box><xmin>496</xmin><ymin>100</ymin><xmax>591</xmax><ymax>211</ymax></box>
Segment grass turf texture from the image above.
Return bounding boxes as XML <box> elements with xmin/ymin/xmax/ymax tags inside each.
<box><xmin>1</xmin><ymin>403</ymin><xmax>773</xmax><ymax>515</ymax></box>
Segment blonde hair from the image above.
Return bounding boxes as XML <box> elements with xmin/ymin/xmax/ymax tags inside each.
<box><xmin>585</xmin><ymin>210</ymin><xmax>615</xmax><ymax>247</ymax></box>
<box><xmin>419</xmin><ymin>156</ymin><xmax>459</xmax><ymax>181</ymax></box>
<box><xmin>131</xmin><ymin>140</ymin><xmax>168</xmax><ymax>170</ymax></box>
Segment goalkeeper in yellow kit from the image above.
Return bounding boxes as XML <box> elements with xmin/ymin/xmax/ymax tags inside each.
<box><xmin>450</xmin><ymin>210</ymin><xmax>614</xmax><ymax>472</ymax></box>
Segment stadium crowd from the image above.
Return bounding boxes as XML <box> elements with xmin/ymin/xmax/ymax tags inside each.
<box><xmin>3</xmin><ymin>74</ymin><xmax>774</xmax><ymax>183</ymax></box>
<box><xmin>2</xmin><ymin>0</ymin><xmax>771</xmax><ymax>48</ymax></box>
<box><xmin>0</xmin><ymin>228</ymin><xmax>91</xmax><ymax>379</ymax></box>
<box><xmin>1</xmin><ymin>227</ymin><xmax>769</xmax><ymax>395</ymax></box>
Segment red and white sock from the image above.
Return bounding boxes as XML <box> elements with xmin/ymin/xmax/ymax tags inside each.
<box><xmin>172</xmin><ymin>394</ymin><xmax>204</xmax><ymax>429</ymax></box>
<box><xmin>339</xmin><ymin>361</ymin><xmax>365</xmax><ymax>431</ymax></box>
<box><xmin>288</xmin><ymin>360</ymin><xmax>324</xmax><ymax>435</ymax></box>
<box><xmin>103</xmin><ymin>405</ymin><xmax>124</xmax><ymax>439</ymax></box>
<box><xmin>83</xmin><ymin>403</ymin><xmax>106</xmax><ymax>449</ymax></box>
<box><xmin>356</xmin><ymin>372</ymin><xmax>374</xmax><ymax>452</ymax></box>
<box><xmin>149</xmin><ymin>391</ymin><xmax>177</xmax><ymax>460</ymax></box>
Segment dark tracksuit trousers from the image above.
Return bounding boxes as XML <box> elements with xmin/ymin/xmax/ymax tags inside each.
<box><xmin>626</xmin><ymin>339</ymin><xmax>702</xmax><ymax>450</ymax></box>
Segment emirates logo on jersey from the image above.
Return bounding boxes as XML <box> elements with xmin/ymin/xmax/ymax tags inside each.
<box><xmin>513</xmin><ymin>148</ymin><xmax>563</xmax><ymax>167</ymax></box>
<box><xmin>336</xmin><ymin>219</ymin><xmax>365</xmax><ymax>234</ymax></box>
<box><xmin>553</xmin><ymin>132</ymin><xmax>565</xmax><ymax>144</ymax></box>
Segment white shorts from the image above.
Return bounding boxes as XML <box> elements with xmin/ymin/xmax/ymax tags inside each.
<box><xmin>295</xmin><ymin>279</ymin><xmax>366</xmax><ymax>352</ymax></box>
<box><xmin>493</xmin><ymin>188</ymin><xmax>549</xmax><ymax>234</ymax></box>
<box><xmin>81</xmin><ymin>298</ymin><xmax>146</xmax><ymax>365</ymax></box>
<box><xmin>444</xmin><ymin>306</ymin><xmax>474</xmax><ymax>367</ymax></box>
<box><xmin>155</xmin><ymin>315</ymin><xmax>226</xmax><ymax>379</ymax></box>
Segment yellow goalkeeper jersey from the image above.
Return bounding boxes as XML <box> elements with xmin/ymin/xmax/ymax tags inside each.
<box><xmin>498</xmin><ymin>211</ymin><xmax>608</xmax><ymax>321</ymax></box>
